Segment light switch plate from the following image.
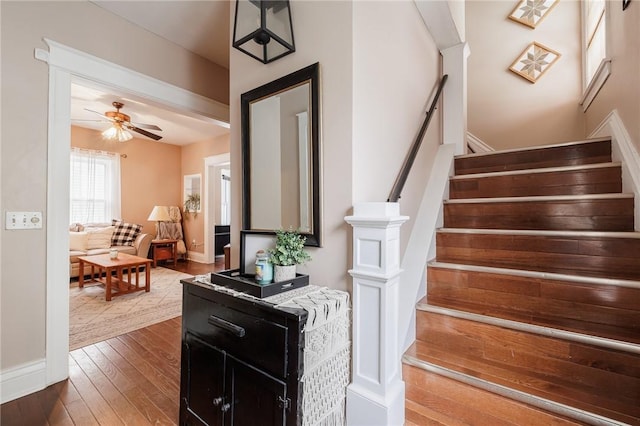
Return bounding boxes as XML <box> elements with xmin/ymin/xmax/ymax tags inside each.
<box><xmin>5</xmin><ymin>211</ymin><xmax>43</xmax><ymax>230</ymax></box>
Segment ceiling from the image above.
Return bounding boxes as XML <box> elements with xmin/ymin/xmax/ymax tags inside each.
<box><xmin>71</xmin><ymin>1</ymin><xmax>231</xmax><ymax>146</ymax></box>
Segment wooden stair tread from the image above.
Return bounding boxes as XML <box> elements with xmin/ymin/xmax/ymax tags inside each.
<box><xmin>436</xmin><ymin>229</ymin><xmax>640</xmax><ymax>281</ymax></box>
<box><xmin>443</xmin><ymin>195</ymin><xmax>634</xmax><ymax>232</ymax></box>
<box><xmin>427</xmin><ymin>295</ymin><xmax>640</xmax><ymax>345</ymax></box>
<box><xmin>406</xmin><ymin>333</ymin><xmax>640</xmax><ymax>425</ymax></box>
<box><xmin>426</xmin><ymin>263</ymin><xmax>640</xmax><ymax>343</ymax></box>
<box><xmin>455</xmin><ymin>139</ymin><xmax>612</xmax><ymax>175</ymax></box>
<box><xmin>403</xmin><ymin>364</ymin><xmax>587</xmax><ymax>426</ymax></box>
<box><xmin>410</xmin><ymin>138</ymin><xmax>638</xmax><ymax>424</ymax></box>
<box><xmin>450</xmin><ymin>164</ymin><xmax>622</xmax><ymax>199</ymax></box>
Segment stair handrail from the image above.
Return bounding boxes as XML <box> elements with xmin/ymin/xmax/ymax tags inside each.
<box><xmin>388</xmin><ymin>74</ymin><xmax>448</xmax><ymax>203</ymax></box>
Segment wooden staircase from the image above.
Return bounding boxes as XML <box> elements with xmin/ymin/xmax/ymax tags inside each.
<box><xmin>403</xmin><ymin>138</ymin><xmax>640</xmax><ymax>425</ymax></box>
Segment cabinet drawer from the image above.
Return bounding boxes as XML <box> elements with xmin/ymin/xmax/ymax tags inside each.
<box><xmin>184</xmin><ymin>291</ymin><xmax>288</xmax><ymax>378</ymax></box>
<box><xmin>155</xmin><ymin>247</ymin><xmax>173</xmax><ymax>259</ymax></box>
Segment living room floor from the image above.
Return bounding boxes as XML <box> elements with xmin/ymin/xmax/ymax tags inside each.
<box><xmin>0</xmin><ymin>259</ymin><xmax>227</xmax><ymax>425</ymax></box>
<box><xmin>163</xmin><ymin>256</ymin><xmax>226</xmax><ymax>275</ymax></box>
<box><xmin>1</xmin><ymin>317</ymin><xmax>183</xmax><ymax>425</ymax></box>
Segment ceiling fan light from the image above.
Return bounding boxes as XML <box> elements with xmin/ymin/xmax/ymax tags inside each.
<box><xmin>101</xmin><ymin>126</ymin><xmax>118</xmax><ymax>140</ymax></box>
<box><xmin>117</xmin><ymin>128</ymin><xmax>133</xmax><ymax>142</ymax></box>
<box><xmin>102</xmin><ymin>123</ymin><xmax>133</xmax><ymax>142</ymax></box>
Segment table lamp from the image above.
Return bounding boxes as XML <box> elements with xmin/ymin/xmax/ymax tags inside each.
<box><xmin>147</xmin><ymin>206</ymin><xmax>171</xmax><ymax>237</ymax></box>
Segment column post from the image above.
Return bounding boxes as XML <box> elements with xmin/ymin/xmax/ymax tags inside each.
<box><xmin>345</xmin><ymin>202</ymin><xmax>409</xmax><ymax>426</ymax></box>
<box><xmin>442</xmin><ymin>42</ymin><xmax>470</xmax><ymax>156</ymax></box>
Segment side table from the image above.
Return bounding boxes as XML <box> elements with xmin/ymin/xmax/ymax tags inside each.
<box><xmin>150</xmin><ymin>239</ymin><xmax>178</xmax><ymax>267</ymax></box>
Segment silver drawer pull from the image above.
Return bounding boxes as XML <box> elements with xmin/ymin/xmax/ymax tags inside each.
<box><xmin>207</xmin><ymin>315</ymin><xmax>246</xmax><ymax>337</ymax></box>
<box><xmin>281</xmin><ymin>283</ymin><xmax>293</xmax><ymax>289</ymax></box>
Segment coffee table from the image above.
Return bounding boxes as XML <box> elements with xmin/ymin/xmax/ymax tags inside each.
<box><xmin>78</xmin><ymin>253</ymin><xmax>152</xmax><ymax>301</ymax></box>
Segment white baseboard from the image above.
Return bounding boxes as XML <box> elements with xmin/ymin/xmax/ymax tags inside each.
<box><xmin>0</xmin><ymin>359</ymin><xmax>46</xmax><ymax>404</ymax></box>
<box><xmin>590</xmin><ymin>109</ymin><xmax>640</xmax><ymax>230</ymax></box>
<box><xmin>187</xmin><ymin>251</ymin><xmax>207</xmax><ymax>263</ymax></box>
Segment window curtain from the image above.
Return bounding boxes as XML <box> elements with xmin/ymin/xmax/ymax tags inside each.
<box><xmin>69</xmin><ymin>147</ymin><xmax>121</xmax><ymax>224</ymax></box>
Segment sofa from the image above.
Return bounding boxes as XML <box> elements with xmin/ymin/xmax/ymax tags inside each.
<box><xmin>69</xmin><ymin>222</ymin><xmax>153</xmax><ymax>278</ymax></box>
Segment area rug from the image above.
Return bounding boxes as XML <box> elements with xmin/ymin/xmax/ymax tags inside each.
<box><xmin>69</xmin><ymin>267</ymin><xmax>192</xmax><ymax>350</ymax></box>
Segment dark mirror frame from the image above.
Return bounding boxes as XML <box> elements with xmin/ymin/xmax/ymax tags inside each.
<box><xmin>241</xmin><ymin>62</ymin><xmax>321</xmax><ymax>247</ymax></box>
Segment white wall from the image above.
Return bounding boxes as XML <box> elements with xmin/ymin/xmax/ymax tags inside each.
<box><xmin>467</xmin><ymin>0</ymin><xmax>585</xmax><ymax>149</ymax></box>
<box><xmin>585</xmin><ymin>1</ymin><xmax>640</xmax><ymax>150</ymax></box>
<box><xmin>230</xmin><ymin>1</ymin><xmax>441</xmax><ymax>291</ymax></box>
<box><xmin>230</xmin><ymin>1</ymin><xmax>354</xmax><ymax>291</ymax></box>
<box><xmin>352</xmin><ymin>1</ymin><xmax>442</xmax><ymax>258</ymax></box>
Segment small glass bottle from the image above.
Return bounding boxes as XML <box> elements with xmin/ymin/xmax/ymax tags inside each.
<box><xmin>255</xmin><ymin>250</ymin><xmax>273</xmax><ymax>285</ymax></box>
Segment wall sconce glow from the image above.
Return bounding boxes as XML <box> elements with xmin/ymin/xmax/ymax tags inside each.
<box><xmin>232</xmin><ymin>0</ymin><xmax>295</xmax><ymax>64</ymax></box>
<box><xmin>102</xmin><ymin>122</ymin><xmax>133</xmax><ymax>142</ymax></box>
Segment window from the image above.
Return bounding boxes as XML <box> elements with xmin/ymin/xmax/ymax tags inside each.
<box><xmin>221</xmin><ymin>169</ymin><xmax>231</xmax><ymax>226</ymax></box>
<box><xmin>581</xmin><ymin>0</ymin><xmax>611</xmax><ymax>110</ymax></box>
<box><xmin>69</xmin><ymin>148</ymin><xmax>121</xmax><ymax>224</ymax></box>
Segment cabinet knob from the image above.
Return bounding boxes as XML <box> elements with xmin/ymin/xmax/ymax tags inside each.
<box><xmin>212</xmin><ymin>397</ymin><xmax>224</xmax><ymax>406</ymax></box>
<box><xmin>221</xmin><ymin>403</ymin><xmax>231</xmax><ymax>413</ymax></box>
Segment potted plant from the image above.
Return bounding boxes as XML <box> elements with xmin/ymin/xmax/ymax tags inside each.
<box><xmin>268</xmin><ymin>229</ymin><xmax>311</xmax><ymax>282</ymax></box>
<box><xmin>183</xmin><ymin>193</ymin><xmax>201</xmax><ymax>219</ymax></box>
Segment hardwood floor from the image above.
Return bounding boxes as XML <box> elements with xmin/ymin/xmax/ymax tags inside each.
<box><xmin>1</xmin><ymin>260</ymin><xmax>226</xmax><ymax>425</ymax></box>
<box><xmin>163</xmin><ymin>257</ymin><xmax>225</xmax><ymax>275</ymax></box>
<box><xmin>1</xmin><ymin>318</ymin><xmax>183</xmax><ymax>425</ymax></box>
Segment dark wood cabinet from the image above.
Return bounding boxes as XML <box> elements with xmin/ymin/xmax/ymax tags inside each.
<box><xmin>180</xmin><ymin>279</ymin><xmax>307</xmax><ymax>426</ymax></box>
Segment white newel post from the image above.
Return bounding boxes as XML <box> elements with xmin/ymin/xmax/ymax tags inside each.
<box><xmin>345</xmin><ymin>202</ymin><xmax>409</xmax><ymax>426</ymax></box>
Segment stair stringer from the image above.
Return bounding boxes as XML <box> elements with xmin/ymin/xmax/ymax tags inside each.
<box><xmin>590</xmin><ymin>109</ymin><xmax>640</xmax><ymax>230</ymax></box>
<box><xmin>399</xmin><ymin>142</ymin><xmax>455</xmax><ymax>352</ymax></box>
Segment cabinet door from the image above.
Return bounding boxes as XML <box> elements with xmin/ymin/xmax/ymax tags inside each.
<box><xmin>227</xmin><ymin>357</ymin><xmax>288</xmax><ymax>426</ymax></box>
<box><xmin>181</xmin><ymin>333</ymin><xmax>227</xmax><ymax>426</ymax></box>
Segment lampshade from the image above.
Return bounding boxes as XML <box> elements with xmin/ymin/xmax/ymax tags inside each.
<box><xmin>147</xmin><ymin>206</ymin><xmax>171</xmax><ymax>222</ymax></box>
<box><xmin>232</xmin><ymin>0</ymin><xmax>295</xmax><ymax>64</ymax></box>
<box><xmin>102</xmin><ymin>122</ymin><xmax>133</xmax><ymax>142</ymax></box>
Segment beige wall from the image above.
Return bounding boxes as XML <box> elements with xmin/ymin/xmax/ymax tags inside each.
<box><xmin>585</xmin><ymin>1</ymin><xmax>640</xmax><ymax>149</ymax></box>
<box><xmin>352</xmin><ymin>0</ymin><xmax>442</xmax><ymax>255</ymax></box>
<box><xmin>181</xmin><ymin>134</ymin><xmax>231</xmax><ymax>253</ymax></box>
<box><xmin>230</xmin><ymin>1</ymin><xmax>440</xmax><ymax>291</ymax></box>
<box><xmin>71</xmin><ymin>126</ymin><xmax>182</xmax><ymax>235</ymax></box>
<box><xmin>230</xmin><ymin>0</ymin><xmax>354</xmax><ymax>291</ymax></box>
<box><xmin>467</xmin><ymin>0</ymin><xmax>585</xmax><ymax>150</ymax></box>
<box><xmin>1</xmin><ymin>1</ymin><xmax>228</xmax><ymax>371</ymax></box>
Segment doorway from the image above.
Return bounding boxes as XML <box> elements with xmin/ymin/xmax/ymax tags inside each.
<box><xmin>40</xmin><ymin>39</ymin><xmax>229</xmax><ymax>385</ymax></box>
<box><xmin>204</xmin><ymin>153</ymin><xmax>231</xmax><ymax>264</ymax></box>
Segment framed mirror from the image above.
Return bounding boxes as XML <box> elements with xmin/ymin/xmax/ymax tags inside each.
<box><xmin>184</xmin><ymin>174</ymin><xmax>201</xmax><ymax>213</ymax></box>
<box><xmin>241</xmin><ymin>62</ymin><xmax>321</xmax><ymax>246</ymax></box>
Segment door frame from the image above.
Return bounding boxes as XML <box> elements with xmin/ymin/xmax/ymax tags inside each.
<box><xmin>204</xmin><ymin>153</ymin><xmax>231</xmax><ymax>263</ymax></box>
<box><xmin>37</xmin><ymin>39</ymin><xmax>229</xmax><ymax>384</ymax></box>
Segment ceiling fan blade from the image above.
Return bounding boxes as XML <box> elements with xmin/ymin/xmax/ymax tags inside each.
<box><xmin>132</xmin><ymin>122</ymin><xmax>162</xmax><ymax>131</ymax></box>
<box><xmin>125</xmin><ymin>123</ymin><xmax>163</xmax><ymax>141</ymax></box>
<box><xmin>84</xmin><ymin>108</ymin><xmax>110</xmax><ymax>119</ymax></box>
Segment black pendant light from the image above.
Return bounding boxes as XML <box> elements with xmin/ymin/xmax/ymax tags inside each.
<box><xmin>232</xmin><ymin>0</ymin><xmax>295</xmax><ymax>64</ymax></box>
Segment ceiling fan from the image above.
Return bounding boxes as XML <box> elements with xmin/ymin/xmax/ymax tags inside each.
<box><xmin>84</xmin><ymin>101</ymin><xmax>163</xmax><ymax>141</ymax></box>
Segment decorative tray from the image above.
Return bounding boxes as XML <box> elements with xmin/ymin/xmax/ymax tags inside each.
<box><xmin>210</xmin><ymin>269</ymin><xmax>309</xmax><ymax>298</ymax></box>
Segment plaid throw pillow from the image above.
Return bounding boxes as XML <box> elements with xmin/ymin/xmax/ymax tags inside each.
<box><xmin>111</xmin><ymin>221</ymin><xmax>142</xmax><ymax>247</ymax></box>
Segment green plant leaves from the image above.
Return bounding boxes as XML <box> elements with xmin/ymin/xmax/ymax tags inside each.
<box><xmin>268</xmin><ymin>229</ymin><xmax>311</xmax><ymax>266</ymax></box>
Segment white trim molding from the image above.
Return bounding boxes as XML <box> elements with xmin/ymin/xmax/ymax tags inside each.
<box><xmin>204</xmin><ymin>153</ymin><xmax>231</xmax><ymax>264</ymax></box>
<box><xmin>1</xmin><ymin>360</ymin><xmax>46</xmax><ymax>404</ymax></box>
<box><xmin>589</xmin><ymin>110</ymin><xmax>640</xmax><ymax>230</ymax></box>
<box><xmin>34</xmin><ymin>38</ymin><xmax>230</xmax><ymax>398</ymax></box>
<box><xmin>580</xmin><ymin>59</ymin><xmax>611</xmax><ymax>112</ymax></box>
<box><xmin>442</xmin><ymin>43</ymin><xmax>470</xmax><ymax>155</ymax></box>
<box><xmin>399</xmin><ymin>143</ymin><xmax>455</xmax><ymax>351</ymax></box>
<box><xmin>466</xmin><ymin>132</ymin><xmax>494</xmax><ymax>153</ymax></box>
